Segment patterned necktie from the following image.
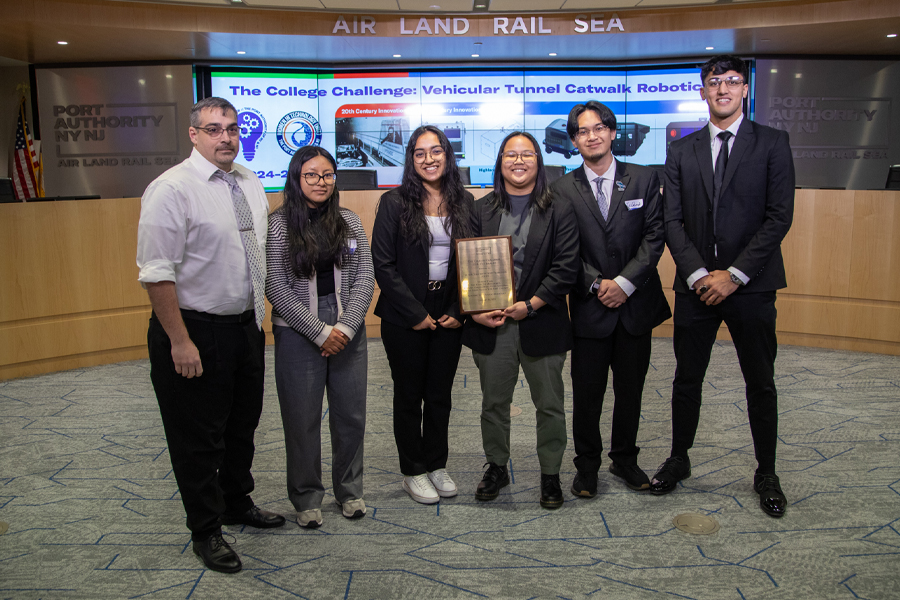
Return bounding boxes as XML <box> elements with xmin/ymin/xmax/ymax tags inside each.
<box><xmin>215</xmin><ymin>170</ymin><xmax>265</xmax><ymax>329</ymax></box>
<box><xmin>594</xmin><ymin>176</ymin><xmax>608</xmax><ymax>221</ymax></box>
<box><xmin>713</xmin><ymin>131</ymin><xmax>733</xmax><ymax>203</ymax></box>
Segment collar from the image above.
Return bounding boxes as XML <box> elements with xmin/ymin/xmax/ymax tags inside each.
<box><xmin>582</xmin><ymin>157</ymin><xmax>617</xmax><ymax>183</ymax></box>
<box><xmin>189</xmin><ymin>147</ymin><xmax>243</xmax><ymax>182</ymax></box>
<box><xmin>708</xmin><ymin>114</ymin><xmax>743</xmax><ymax>140</ymax></box>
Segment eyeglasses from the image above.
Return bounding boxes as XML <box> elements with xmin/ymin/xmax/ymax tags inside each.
<box><xmin>705</xmin><ymin>76</ymin><xmax>745</xmax><ymax>89</ymax></box>
<box><xmin>501</xmin><ymin>150</ymin><xmax>537</xmax><ymax>163</ymax></box>
<box><xmin>194</xmin><ymin>125</ymin><xmax>241</xmax><ymax>137</ymax></box>
<box><xmin>413</xmin><ymin>147</ymin><xmax>445</xmax><ymax>163</ymax></box>
<box><xmin>574</xmin><ymin>124</ymin><xmax>610</xmax><ymax>139</ymax></box>
<box><xmin>303</xmin><ymin>172</ymin><xmax>337</xmax><ymax>185</ymax></box>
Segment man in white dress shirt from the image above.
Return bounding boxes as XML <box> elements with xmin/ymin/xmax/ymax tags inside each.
<box><xmin>137</xmin><ymin>97</ymin><xmax>284</xmax><ymax>574</ymax></box>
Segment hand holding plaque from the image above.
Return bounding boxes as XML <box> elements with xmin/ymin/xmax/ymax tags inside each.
<box><xmin>455</xmin><ymin>236</ymin><xmax>516</xmax><ymax>314</ymax></box>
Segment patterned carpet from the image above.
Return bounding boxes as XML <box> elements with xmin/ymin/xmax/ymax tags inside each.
<box><xmin>1</xmin><ymin>338</ymin><xmax>898</xmax><ymax>599</ymax></box>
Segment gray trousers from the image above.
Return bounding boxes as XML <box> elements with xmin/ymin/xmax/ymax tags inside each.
<box><xmin>273</xmin><ymin>294</ymin><xmax>367</xmax><ymax>512</ymax></box>
<box><xmin>473</xmin><ymin>319</ymin><xmax>567</xmax><ymax>474</ymax></box>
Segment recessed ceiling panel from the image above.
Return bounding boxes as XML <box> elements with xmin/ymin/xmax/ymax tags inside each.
<box><xmin>398</xmin><ymin>0</ymin><xmax>476</xmax><ymax>11</ymax></box>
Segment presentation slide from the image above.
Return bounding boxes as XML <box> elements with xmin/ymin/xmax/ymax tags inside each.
<box><xmin>208</xmin><ymin>67</ymin><xmax>711</xmax><ymax>190</ymax></box>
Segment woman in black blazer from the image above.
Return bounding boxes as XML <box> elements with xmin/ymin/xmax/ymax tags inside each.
<box><xmin>371</xmin><ymin>125</ymin><xmax>474</xmax><ymax>505</ymax></box>
<box><xmin>462</xmin><ymin>131</ymin><xmax>579</xmax><ymax>509</ymax></box>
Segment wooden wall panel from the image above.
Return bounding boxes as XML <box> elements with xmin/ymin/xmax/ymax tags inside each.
<box><xmin>782</xmin><ymin>190</ymin><xmax>854</xmax><ymax>297</ymax></box>
<box><xmin>2</xmin><ymin>188</ymin><xmax>899</xmax><ymax>381</ymax></box>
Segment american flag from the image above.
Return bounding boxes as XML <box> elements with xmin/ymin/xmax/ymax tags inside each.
<box><xmin>12</xmin><ymin>98</ymin><xmax>43</xmax><ymax>200</ymax></box>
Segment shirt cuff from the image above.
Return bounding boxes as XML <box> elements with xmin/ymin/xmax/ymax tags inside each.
<box><xmin>313</xmin><ymin>324</ymin><xmax>333</xmax><ymax>347</ymax></box>
<box><xmin>728</xmin><ymin>267</ymin><xmax>749</xmax><ymax>285</ymax></box>
<box><xmin>137</xmin><ymin>259</ymin><xmax>176</xmax><ymax>285</ymax></box>
<box><xmin>333</xmin><ymin>322</ymin><xmax>356</xmax><ymax>341</ymax></box>
<box><xmin>686</xmin><ymin>268</ymin><xmax>710</xmax><ymax>290</ymax></box>
<box><xmin>613</xmin><ymin>276</ymin><xmax>636</xmax><ymax>297</ymax></box>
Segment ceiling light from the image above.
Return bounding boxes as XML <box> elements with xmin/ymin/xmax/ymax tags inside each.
<box><xmin>237</xmin><ymin>51</ymin><xmax>246</xmax><ymax>55</ymax></box>
<box><xmin>472</xmin><ymin>54</ymin><xmax>480</xmax><ymax>58</ymax></box>
<box><xmin>393</xmin><ymin>54</ymin><xmax>401</xmax><ymax>58</ymax></box>
<box><xmin>138</xmin><ymin>79</ymin><xmax>146</xmax><ymax>85</ymax></box>
<box><xmin>57</xmin><ymin>41</ymin><xmax>68</xmax><ymax>45</ymax></box>
<box><xmin>770</xmin><ymin>68</ymin><xmax>778</xmax><ymax>73</ymax></box>
<box><xmin>549</xmin><ymin>53</ymin><xmax>557</xmax><ymax>56</ymax></box>
<box><xmin>430</xmin><ymin>4</ymin><xmax>440</xmax><ymax>8</ymax></box>
<box><xmin>888</xmin><ymin>34</ymin><xmax>897</xmax><ymax>38</ymax></box>
<box><xmin>166</xmin><ymin>74</ymin><xmax>173</xmax><ymax>79</ymax></box>
<box><xmin>706</xmin><ymin>46</ymin><xmax>714</xmax><ymax>50</ymax></box>
<box><xmin>795</xmin><ymin>73</ymin><xmax>802</xmax><ymax>79</ymax></box>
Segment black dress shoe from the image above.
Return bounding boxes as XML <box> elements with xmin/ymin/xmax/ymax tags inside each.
<box><xmin>193</xmin><ymin>533</ymin><xmax>242</xmax><ymax>573</ymax></box>
<box><xmin>540</xmin><ymin>474</ymin><xmax>564</xmax><ymax>509</ymax></box>
<box><xmin>571</xmin><ymin>471</ymin><xmax>597</xmax><ymax>498</ymax></box>
<box><xmin>649</xmin><ymin>456</ymin><xmax>691</xmax><ymax>495</ymax></box>
<box><xmin>476</xmin><ymin>462</ymin><xmax>510</xmax><ymax>501</ymax></box>
<box><xmin>754</xmin><ymin>473</ymin><xmax>786</xmax><ymax>518</ymax></box>
<box><xmin>221</xmin><ymin>505</ymin><xmax>286</xmax><ymax>529</ymax></box>
<box><xmin>609</xmin><ymin>462</ymin><xmax>650</xmax><ymax>491</ymax></box>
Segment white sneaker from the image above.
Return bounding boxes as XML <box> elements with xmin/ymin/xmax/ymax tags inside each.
<box><xmin>402</xmin><ymin>474</ymin><xmax>440</xmax><ymax>504</ymax></box>
<box><xmin>427</xmin><ymin>469</ymin><xmax>458</xmax><ymax>498</ymax></box>
<box><xmin>297</xmin><ymin>508</ymin><xmax>322</xmax><ymax>528</ymax></box>
<box><xmin>337</xmin><ymin>498</ymin><xmax>367</xmax><ymax>519</ymax></box>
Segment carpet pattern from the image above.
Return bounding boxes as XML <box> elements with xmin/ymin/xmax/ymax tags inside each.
<box><xmin>0</xmin><ymin>339</ymin><xmax>898</xmax><ymax>599</ymax></box>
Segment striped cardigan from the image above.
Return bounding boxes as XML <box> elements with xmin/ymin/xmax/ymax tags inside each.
<box><xmin>265</xmin><ymin>207</ymin><xmax>374</xmax><ymax>347</ymax></box>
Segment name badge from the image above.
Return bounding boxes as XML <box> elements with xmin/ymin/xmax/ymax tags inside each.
<box><xmin>347</xmin><ymin>239</ymin><xmax>358</xmax><ymax>254</ymax></box>
<box><xmin>625</xmin><ymin>199</ymin><xmax>643</xmax><ymax>210</ymax></box>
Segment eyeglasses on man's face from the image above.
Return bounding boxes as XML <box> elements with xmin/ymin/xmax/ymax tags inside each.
<box><xmin>413</xmin><ymin>147</ymin><xmax>445</xmax><ymax>162</ymax></box>
<box><xmin>574</xmin><ymin>124</ymin><xmax>610</xmax><ymax>139</ymax></box>
<box><xmin>194</xmin><ymin>125</ymin><xmax>241</xmax><ymax>138</ymax></box>
<box><xmin>705</xmin><ymin>76</ymin><xmax>745</xmax><ymax>90</ymax></box>
<box><xmin>302</xmin><ymin>172</ymin><xmax>337</xmax><ymax>185</ymax></box>
<box><xmin>501</xmin><ymin>150</ymin><xmax>537</xmax><ymax>163</ymax></box>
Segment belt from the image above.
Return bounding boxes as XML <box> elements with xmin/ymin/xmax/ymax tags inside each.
<box><xmin>179</xmin><ymin>309</ymin><xmax>254</xmax><ymax>324</ymax></box>
<box><xmin>427</xmin><ymin>280</ymin><xmax>444</xmax><ymax>291</ymax></box>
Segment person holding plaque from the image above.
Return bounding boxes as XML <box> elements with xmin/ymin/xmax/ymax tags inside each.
<box><xmin>266</xmin><ymin>146</ymin><xmax>374</xmax><ymax>528</ymax></box>
<box><xmin>462</xmin><ymin>131</ymin><xmax>579</xmax><ymax>509</ymax></box>
<box><xmin>552</xmin><ymin>101</ymin><xmax>671</xmax><ymax>497</ymax></box>
<box><xmin>371</xmin><ymin>125</ymin><xmax>474</xmax><ymax>505</ymax></box>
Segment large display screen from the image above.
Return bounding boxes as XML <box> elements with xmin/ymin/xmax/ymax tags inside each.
<box><xmin>206</xmin><ymin>66</ymin><xmax>716</xmax><ymax>190</ymax></box>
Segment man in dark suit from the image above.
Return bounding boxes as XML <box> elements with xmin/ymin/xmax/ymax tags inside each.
<box><xmin>653</xmin><ymin>55</ymin><xmax>795</xmax><ymax>518</ymax></box>
<box><xmin>552</xmin><ymin>101</ymin><xmax>671</xmax><ymax>497</ymax></box>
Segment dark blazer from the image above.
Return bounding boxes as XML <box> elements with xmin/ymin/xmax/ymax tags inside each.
<box><xmin>461</xmin><ymin>191</ymin><xmax>579</xmax><ymax>357</ymax></box>
<box><xmin>372</xmin><ymin>187</ymin><xmax>474</xmax><ymax>328</ymax></box>
<box><xmin>553</xmin><ymin>162</ymin><xmax>671</xmax><ymax>339</ymax></box>
<box><xmin>663</xmin><ymin>118</ymin><xmax>795</xmax><ymax>294</ymax></box>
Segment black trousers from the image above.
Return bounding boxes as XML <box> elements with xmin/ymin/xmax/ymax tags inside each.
<box><xmin>380</xmin><ymin>288</ymin><xmax>463</xmax><ymax>476</ymax></box>
<box><xmin>571</xmin><ymin>320</ymin><xmax>652</xmax><ymax>473</ymax></box>
<box><xmin>670</xmin><ymin>291</ymin><xmax>779</xmax><ymax>472</ymax></box>
<box><xmin>148</xmin><ymin>311</ymin><xmax>265</xmax><ymax>541</ymax></box>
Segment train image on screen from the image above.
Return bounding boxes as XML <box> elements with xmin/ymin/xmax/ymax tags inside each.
<box><xmin>543</xmin><ymin>118</ymin><xmax>579</xmax><ymax>159</ymax></box>
<box><xmin>353</xmin><ymin>118</ymin><xmax>411</xmax><ymax>167</ymax></box>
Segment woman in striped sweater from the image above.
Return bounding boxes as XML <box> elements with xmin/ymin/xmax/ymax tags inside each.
<box><xmin>265</xmin><ymin>146</ymin><xmax>374</xmax><ymax>529</ymax></box>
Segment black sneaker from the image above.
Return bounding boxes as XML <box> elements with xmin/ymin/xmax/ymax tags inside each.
<box><xmin>608</xmin><ymin>462</ymin><xmax>650</xmax><ymax>491</ymax></box>
<box><xmin>540</xmin><ymin>473</ymin><xmax>564</xmax><ymax>509</ymax></box>
<box><xmin>571</xmin><ymin>471</ymin><xmax>598</xmax><ymax>498</ymax></box>
<box><xmin>475</xmin><ymin>462</ymin><xmax>510</xmax><ymax>501</ymax></box>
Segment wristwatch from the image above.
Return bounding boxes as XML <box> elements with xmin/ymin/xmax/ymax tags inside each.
<box><xmin>525</xmin><ymin>299</ymin><xmax>537</xmax><ymax>318</ymax></box>
<box><xmin>590</xmin><ymin>278</ymin><xmax>601</xmax><ymax>295</ymax></box>
<box><xmin>729</xmin><ymin>272</ymin><xmax>745</xmax><ymax>286</ymax></box>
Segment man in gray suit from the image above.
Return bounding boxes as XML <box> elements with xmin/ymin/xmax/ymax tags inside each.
<box><xmin>551</xmin><ymin>101</ymin><xmax>671</xmax><ymax>497</ymax></box>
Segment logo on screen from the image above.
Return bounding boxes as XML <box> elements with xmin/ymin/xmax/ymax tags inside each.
<box><xmin>276</xmin><ymin>111</ymin><xmax>322</xmax><ymax>155</ymax></box>
<box><xmin>238</xmin><ymin>108</ymin><xmax>267</xmax><ymax>162</ymax></box>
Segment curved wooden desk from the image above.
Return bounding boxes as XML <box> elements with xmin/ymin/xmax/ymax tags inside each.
<box><xmin>1</xmin><ymin>189</ymin><xmax>897</xmax><ymax>380</ymax></box>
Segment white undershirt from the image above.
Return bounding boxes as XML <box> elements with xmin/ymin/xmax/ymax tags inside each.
<box><xmin>426</xmin><ymin>216</ymin><xmax>451</xmax><ymax>281</ymax></box>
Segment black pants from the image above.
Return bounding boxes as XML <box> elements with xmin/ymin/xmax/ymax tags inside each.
<box><xmin>670</xmin><ymin>291</ymin><xmax>779</xmax><ymax>472</ymax></box>
<box><xmin>380</xmin><ymin>288</ymin><xmax>463</xmax><ymax>476</ymax></box>
<box><xmin>571</xmin><ymin>320</ymin><xmax>652</xmax><ymax>473</ymax></box>
<box><xmin>148</xmin><ymin>312</ymin><xmax>265</xmax><ymax>541</ymax></box>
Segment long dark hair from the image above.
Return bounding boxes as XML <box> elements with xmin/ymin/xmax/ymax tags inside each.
<box><xmin>491</xmin><ymin>131</ymin><xmax>553</xmax><ymax>212</ymax></box>
<box><xmin>277</xmin><ymin>146</ymin><xmax>349</xmax><ymax>279</ymax></box>
<box><xmin>395</xmin><ymin>125</ymin><xmax>472</xmax><ymax>246</ymax></box>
